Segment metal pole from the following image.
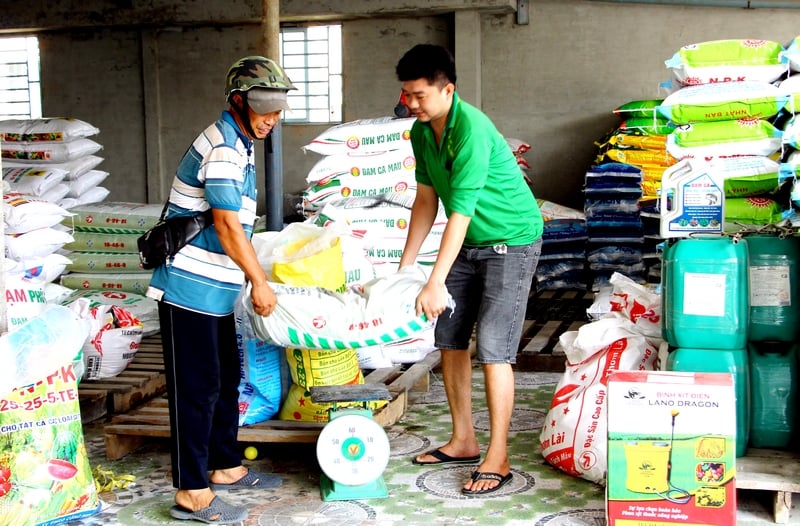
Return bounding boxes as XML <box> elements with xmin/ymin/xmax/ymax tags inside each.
<box><xmin>262</xmin><ymin>0</ymin><xmax>283</xmax><ymax>231</ymax></box>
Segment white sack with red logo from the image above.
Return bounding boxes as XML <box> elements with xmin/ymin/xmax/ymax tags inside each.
<box><xmin>606</xmin><ymin>272</ymin><xmax>662</xmax><ymax>339</ymax></box>
<box><xmin>538</xmin><ymin>316</ymin><xmax>659</xmax><ymax>486</ymax></box>
<box><xmin>66</xmin><ymin>297</ymin><xmax>143</xmax><ymax>380</ymax></box>
<box><xmin>246</xmin><ymin>265</ymin><xmax>446</xmax><ymax>351</ymax></box>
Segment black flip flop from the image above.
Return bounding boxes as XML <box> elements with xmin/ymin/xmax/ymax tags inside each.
<box><xmin>411</xmin><ymin>447</ymin><xmax>481</xmax><ymax>465</ymax></box>
<box><xmin>461</xmin><ymin>471</ymin><xmax>513</xmax><ymax>496</ymax></box>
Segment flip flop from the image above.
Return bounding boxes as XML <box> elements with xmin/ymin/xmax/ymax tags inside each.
<box><xmin>169</xmin><ymin>496</ymin><xmax>248</xmax><ymax>524</ymax></box>
<box><xmin>209</xmin><ymin>468</ymin><xmax>282</xmax><ymax>490</ymax></box>
<box><xmin>461</xmin><ymin>471</ymin><xmax>513</xmax><ymax>496</ymax></box>
<box><xmin>411</xmin><ymin>448</ymin><xmax>481</xmax><ymax>466</ymax></box>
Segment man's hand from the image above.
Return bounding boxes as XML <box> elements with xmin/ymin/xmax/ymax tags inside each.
<box><xmin>415</xmin><ymin>280</ymin><xmax>448</xmax><ymax>320</ymax></box>
<box><xmin>250</xmin><ymin>281</ymin><xmax>277</xmax><ymax>317</ymax></box>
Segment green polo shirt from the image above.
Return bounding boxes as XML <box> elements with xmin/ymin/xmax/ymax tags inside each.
<box><xmin>411</xmin><ymin>92</ymin><xmax>543</xmax><ymax>247</ymax></box>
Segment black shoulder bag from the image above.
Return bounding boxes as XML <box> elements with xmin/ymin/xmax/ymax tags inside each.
<box><xmin>137</xmin><ymin>202</ymin><xmax>214</xmax><ymax>270</ymax></box>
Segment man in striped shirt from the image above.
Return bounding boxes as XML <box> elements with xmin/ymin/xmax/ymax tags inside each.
<box><xmin>146</xmin><ymin>56</ymin><xmax>294</xmax><ymax>524</ymax></box>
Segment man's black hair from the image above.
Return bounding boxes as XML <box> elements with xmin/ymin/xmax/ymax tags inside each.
<box><xmin>396</xmin><ymin>44</ymin><xmax>457</xmax><ymax>87</ymax></box>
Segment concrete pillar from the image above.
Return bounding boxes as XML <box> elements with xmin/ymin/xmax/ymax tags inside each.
<box><xmin>142</xmin><ymin>30</ymin><xmax>165</xmax><ymax>202</ymax></box>
<box><xmin>454</xmin><ymin>10</ymin><xmax>481</xmax><ymax>109</ymax></box>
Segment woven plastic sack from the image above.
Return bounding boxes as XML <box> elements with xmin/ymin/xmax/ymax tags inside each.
<box><xmin>657</xmin><ymin>81</ymin><xmax>789</xmax><ymax>124</ymax></box>
<box><xmin>0</xmin><ymin>117</ymin><xmax>99</xmax><ymax>142</ymax></box>
<box><xmin>303</xmin><ymin>117</ymin><xmax>415</xmax><ymax>156</ymax></box>
<box><xmin>246</xmin><ymin>265</ymin><xmax>444</xmax><ymax>350</ymax></box>
<box><xmin>665</xmin><ymin>39</ymin><xmax>788</xmax><ymax>85</ymax></box>
<box><xmin>539</xmin><ymin>317</ymin><xmax>659</xmax><ymax>485</ymax></box>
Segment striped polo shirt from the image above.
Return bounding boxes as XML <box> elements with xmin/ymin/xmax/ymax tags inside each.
<box><xmin>146</xmin><ymin>111</ymin><xmax>258</xmax><ymax>316</ymax></box>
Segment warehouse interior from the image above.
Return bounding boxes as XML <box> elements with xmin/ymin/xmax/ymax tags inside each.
<box><xmin>1</xmin><ymin>0</ymin><xmax>798</xmax><ymax>213</ymax></box>
<box><xmin>2</xmin><ymin>0</ymin><xmax>800</xmax><ymax>525</ymax></box>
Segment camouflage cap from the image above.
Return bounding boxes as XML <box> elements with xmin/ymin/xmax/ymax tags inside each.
<box><xmin>225</xmin><ymin>56</ymin><xmax>296</xmax><ymax>99</ymax></box>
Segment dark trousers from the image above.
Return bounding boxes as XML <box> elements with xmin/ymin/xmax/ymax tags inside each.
<box><xmin>158</xmin><ymin>302</ymin><xmax>242</xmax><ymax>490</ymax></box>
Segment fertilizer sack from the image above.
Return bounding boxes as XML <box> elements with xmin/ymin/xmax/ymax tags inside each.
<box><xmin>0</xmin><ymin>306</ymin><xmax>100</xmax><ymax>526</ymax></box>
<box><xmin>539</xmin><ymin>317</ymin><xmax>659</xmax><ymax>485</ymax></box>
<box><xmin>245</xmin><ymin>265</ymin><xmax>443</xmax><ymax>350</ymax></box>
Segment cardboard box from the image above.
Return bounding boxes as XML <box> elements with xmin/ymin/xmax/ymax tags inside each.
<box><xmin>606</xmin><ymin>371</ymin><xmax>736</xmax><ymax>526</ymax></box>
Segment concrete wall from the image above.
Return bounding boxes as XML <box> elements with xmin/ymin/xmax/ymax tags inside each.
<box><xmin>9</xmin><ymin>1</ymin><xmax>800</xmax><ymax>214</ymax></box>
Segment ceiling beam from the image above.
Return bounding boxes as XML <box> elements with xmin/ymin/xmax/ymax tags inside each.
<box><xmin>0</xmin><ymin>0</ymin><xmax>517</xmax><ymax>33</ymax></box>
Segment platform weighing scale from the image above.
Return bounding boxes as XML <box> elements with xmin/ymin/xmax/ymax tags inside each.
<box><xmin>310</xmin><ymin>384</ymin><xmax>392</xmax><ymax>501</ymax></box>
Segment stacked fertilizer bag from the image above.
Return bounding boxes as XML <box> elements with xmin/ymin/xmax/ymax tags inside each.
<box><xmin>300</xmin><ymin>116</ymin><xmax>444</xmax><ymax>275</ymax></box>
<box><xmin>593</xmin><ymin>101</ymin><xmax>676</xmax><ymax>288</ymax></box>
<box><xmin>534</xmin><ymin>199</ymin><xmax>588</xmax><ymax>291</ymax></box>
<box><xmin>777</xmin><ymin>36</ymin><xmax>800</xmax><ymax>217</ymax></box>
<box><xmin>656</xmin><ymin>39</ymin><xmax>794</xmax><ymax>235</ymax></box>
<box><xmin>300</xmin><ymin>116</ymin><xmax>445</xmax><ymax>366</ymax></box>
<box><xmin>0</xmin><ymin>118</ymin><xmax>110</xmax><ymax>209</ymax></box>
<box><xmin>3</xmin><ymin>191</ymin><xmax>74</xmax><ymax>333</ymax></box>
<box><xmin>56</xmin><ymin>202</ymin><xmax>162</xmax><ymax>296</ymax></box>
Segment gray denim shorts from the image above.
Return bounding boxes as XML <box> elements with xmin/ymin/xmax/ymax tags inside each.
<box><xmin>434</xmin><ymin>238</ymin><xmax>542</xmax><ymax>364</ymax></box>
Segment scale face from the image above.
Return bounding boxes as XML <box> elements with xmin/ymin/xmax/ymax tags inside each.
<box><xmin>316</xmin><ymin>410</ymin><xmax>390</xmax><ymax>488</ymax></box>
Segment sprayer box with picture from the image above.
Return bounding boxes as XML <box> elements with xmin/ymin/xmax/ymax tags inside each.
<box><xmin>606</xmin><ymin>370</ymin><xmax>737</xmax><ymax>526</ymax></box>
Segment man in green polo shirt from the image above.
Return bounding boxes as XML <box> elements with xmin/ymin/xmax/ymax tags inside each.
<box><xmin>397</xmin><ymin>44</ymin><xmax>543</xmax><ymax>496</ymax></box>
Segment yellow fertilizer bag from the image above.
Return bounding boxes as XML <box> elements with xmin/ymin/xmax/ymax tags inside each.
<box><xmin>272</xmin><ymin>236</ymin><xmax>345</xmax><ymax>291</ymax></box>
<box><xmin>254</xmin><ymin>223</ymin><xmax>347</xmax><ymax>292</ymax></box>
<box><xmin>604</xmin><ymin>148</ymin><xmax>676</xmax><ymax>167</ymax></box>
<box><xmin>0</xmin><ymin>306</ymin><xmax>100</xmax><ymax>526</ymax></box>
<box><xmin>285</xmin><ymin>347</ymin><xmax>362</xmax><ymax>390</ymax></box>
<box><xmin>607</xmin><ymin>132</ymin><xmax>667</xmax><ymax>151</ymax></box>
<box><xmin>279</xmin><ymin>353</ymin><xmax>385</xmax><ymax>422</ymax></box>
<box><xmin>279</xmin><ymin>380</ymin><xmax>388</xmax><ymax>423</ymax></box>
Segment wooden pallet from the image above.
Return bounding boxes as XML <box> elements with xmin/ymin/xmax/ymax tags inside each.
<box><xmin>78</xmin><ymin>335</ymin><xmax>167</xmax><ymax>423</ymax></box>
<box><xmin>516</xmin><ymin>289</ymin><xmax>591</xmax><ymax>372</ymax></box>
<box><xmin>102</xmin><ymin>349</ymin><xmax>441</xmax><ymax>460</ymax></box>
<box><xmin>737</xmin><ymin>448</ymin><xmax>800</xmax><ymax>524</ymax></box>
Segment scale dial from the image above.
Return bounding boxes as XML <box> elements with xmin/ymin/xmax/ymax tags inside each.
<box><xmin>316</xmin><ymin>412</ymin><xmax>390</xmax><ymax>486</ymax></box>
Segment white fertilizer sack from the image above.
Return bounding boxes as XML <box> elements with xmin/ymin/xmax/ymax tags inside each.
<box><xmin>1</xmin><ymin>137</ymin><xmax>102</xmax><ymax>163</ymax></box>
<box><xmin>303</xmin><ymin>117</ymin><xmax>416</xmax><ymax>156</ymax></box>
<box><xmin>246</xmin><ymin>265</ymin><xmax>444</xmax><ymax>350</ymax></box>
<box><xmin>0</xmin><ymin>117</ymin><xmax>99</xmax><ymax>142</ymax></box>
<box><xmin>3</xmin><ymin>166</ymin><xmax>68</xmax><ymax>196</ymax></box>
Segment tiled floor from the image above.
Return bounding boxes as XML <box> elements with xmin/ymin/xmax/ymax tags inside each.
<box><xmin>60</xmin><ymin>370</ymin><xmax>800</xmax><ymax>526</ymax></box>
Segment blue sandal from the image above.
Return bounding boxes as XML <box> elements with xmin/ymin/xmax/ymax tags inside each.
<box><xmin>209</xmin><ymin>468</ymin><xmax>282</xmax><ymax>490</ymax></box>
<box><xmin>169</xmin><ymin>496</ymin><xmax>248</xmax><ymax>524</ymax></box>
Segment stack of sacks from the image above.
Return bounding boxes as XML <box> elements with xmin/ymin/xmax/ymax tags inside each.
<box><xmin>0</xmin><ymin>118</ymin><xmax>109</xmax><ymax>208</ymax></box>
<box><xmin>47</xmin><ymin>285</ymin><xmax>161</xmax><ymax>337</ymax></box>
<box><xmin>594</xmin><ymin>100</ymin><xmax>676</xmax><ymax>284</ymax></box>
<box><xmin>535</xmin><ymin>199</ymin><xmax>588</xmax><ymax>291</ymax></box>
<box><xmin>250</xmin><ymin>222</ymin><xmax>387</xmax><ymax>422</ymax></box>
<box><xmin>658</xmin><ymin>39</ymin><xmax>793</xmax><ymax>232</ymax></box>
<box><xmin>253</xmin><ymin>222</ymin><xmax>437</xmax><ymax>368</ymax></box>
<box><xmin>599</xmin><ymin>99</ymin><xmax>676</xmax><ymax>203</ymax></box>
<box><xmin>57</xmin><ymin>202</ymin><xmax>163</xmax><ymax>295</ymax></box>
<box><xmin>777</xmin><ymin>36</ymin><xmax>800</xmax><ymax>220</ymax></box>
<box><xmin>301</xmin><ymin>116</ymin><xmax>448</xmax><ymax>281</ymax></box>
<box><xmin>584</xmin><ymin>163</ymin><xmax>646</xmax><ymax>291</ymax></box>
<box><xmin>3</xmin><ymin>192</ymin><xmax>73</xmax><ymax>332</ymax></box>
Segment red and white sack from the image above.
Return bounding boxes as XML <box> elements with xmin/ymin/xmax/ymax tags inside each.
<box><xmin>539</xmin><ymin>317</ymin><xmax>658</xmax><ymax>485</ymax></box>
<box><xmin>66</xmin><ymin>297</ymin><xmax>143</xmax><ymax>380</ymax></box>
<box><xmin>606</xmin><ymin>272</ymin><xmax>662</xmax><ymax>339</ymax></box>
